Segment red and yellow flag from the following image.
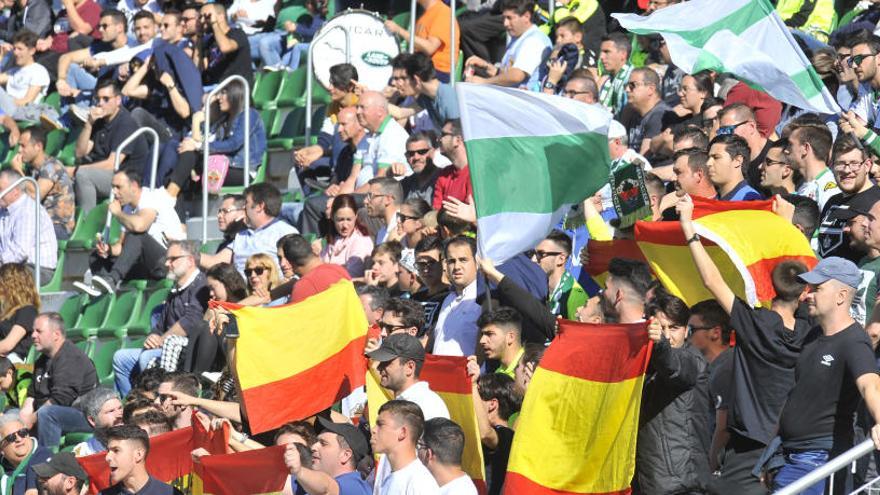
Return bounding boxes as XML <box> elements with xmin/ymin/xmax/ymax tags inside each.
<box><xmin>585</xmin><ymin>239</ymin><xmax>649</xmax><ymax>287</ymax></box>
<box><xmin>193</xmin><ymin>445</ymin><xmax>288</xmax><ymax>495</ymax></box>
<box><xmin>504</xmin><ymin>320</ymin><xmax>651</xmax><ymax>495</ymax></box>
<box><xmin>635</xmin><ymin>197</ymin><xmax>816</xmax><ymax>306</ymax></box>
<box><xmin>219</xmin><ymin>279</ymin><xmax>369</xmax><ymax>433</ymax></box>
<box><xmin>366</xmin><ymin>354</ymin><xmax>487</xmax><ymax>493</ymax></box>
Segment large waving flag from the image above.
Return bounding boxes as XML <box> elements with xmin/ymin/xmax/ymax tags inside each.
<box><xmin>504</xmin><ymin>320</ymin><xmax>651</xmax><ymax>495</ymax></box>
<box><xmin>366</xmin><ymin>355</ymin><xmax>487</xmax><ymax>493</ymax></box>
<box><xmin>218</xmin><ymin>279</ymin><xmax>369</xmax><ymax>433</ymax></box>
<box><xmin>613</xmin><ymin>0</ymin><xmax>840</xmax><ymax>115</ymax></box>
<box><xmin>193</xmin><ymin>445</ymin><xmax>289</xmax><ymax>495</ymax></box>
<box><xmin>633</xmin><ymin>197</ymin><xmax>817</xmax><ymax>307</ymax></box>
<box><xmin>456</xmin><ymin>83</ymin><xmax>612</xmax><ymax>263</ymax></box>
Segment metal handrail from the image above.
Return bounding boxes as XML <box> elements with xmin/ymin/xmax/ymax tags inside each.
<box><xmin>450</xmin><ymin>0</ymin><xmax>456</xmax><ymax>87</ymax></box>
<box><xmin>775</xmin><ymin>438</ymin><xmax>875</xmax><ymax>495</ymax></box>
<box><xmin>202</xmin><ymin>75</ymin><xmax>251</xmax><ymax>243</ymax></box>
<box><xmin>305</xmin><ymin>24</ymin><xmax>351</xmax><ymax>145</ymax></box>
<box><xmin>408</xmin><ymin>0</ymin><xmax>416</xmax><ymax>53</ymax></box>
<box><xmin>105</xmin><ymin>127</ymin><xmax>160</xmax><ymax>235</ymax></box>
<box><xmin>0</xmin><ymin>176</ymin><xmax>41</xmax><ymax>288</ymax></box>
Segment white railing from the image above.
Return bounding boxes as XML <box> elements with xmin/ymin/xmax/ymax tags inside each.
<box><xmin>450</xmin><ymin>0</ymin><xmax>457</xmax><ymax>87</ymax></box>
<box><xmin>776</xmin><ymin>439</ymin><xmax>875</xmax><ymax>495</ymax></box>
<box><xmin>202</xmin><ymin>75</ymin><xmax>251</xmax><ymax>243</ymax></box>
<box><xmin>105</xmin><ymin>127</ymin><xmax>160</xmax><ymax>236</ymax></box>
<box><xmin>305</xmin><ymin>24</ymin><xmax>351</xmax><ymax>145</ymax></box>
<box><xmin>0</xmin><ymin>176</ymin><xmax>42</xmax><ymax>288</ymax></box>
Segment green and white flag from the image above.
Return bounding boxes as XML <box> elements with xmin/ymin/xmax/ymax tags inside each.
<box><xmin>456</xmin><ymin>83</ymin><xmax>611</xmax><ymax>263</ymax></box>
<box><xmin>613</xmin><ymin>0</ymin><xmax>840</xmax><ymax>115</ymax></box>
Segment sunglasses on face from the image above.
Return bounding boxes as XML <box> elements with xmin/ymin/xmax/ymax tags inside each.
<box><xmin>716</xmin><ymin>121</ymin><xmax>749</xmax><ymax>136</ymax></box>
<box><xmin>405</xmin><ymin>148</ymin><xmax>430</xmax><ymax>158</ymax></box>
<box><xmin>849</xmin><ymin>53</ymin><xmax>876</xmax><ymax>67</ymax></box>
<box><xmin>377</xmin><ymin>321</ymin><xmax>407</xmax><ymax>333</ymax></box>
<box><xmin>244</xmin><ymin>266</ymin><xmax>267</xmax><ymax>277</ymax></box>
<box><xmin>397</xmin><ymin>212</ymin><xmax>420</xmax><ymax>222</ymax></box>
<box><xmin>1</xmin><ymin>428</ymin><xmax>28</xmax><ymax>446</ymax></box>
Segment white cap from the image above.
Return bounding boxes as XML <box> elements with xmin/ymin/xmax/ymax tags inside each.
<box><xmin>608</xmin><ymin>120</ymin><xmax>627</xmax><ymax>139</ymax></box>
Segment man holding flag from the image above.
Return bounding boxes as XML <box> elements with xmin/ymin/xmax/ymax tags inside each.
<box><xmin>283</xmin><ymin>417</ymin><xmax>372</xmax><ymax>495</ymax></box>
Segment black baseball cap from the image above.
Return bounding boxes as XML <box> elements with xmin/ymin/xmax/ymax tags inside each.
<box><xmin>32</xmin><ymin>452</ymin><xmax>89</xmax><ymax>482</ymax></box>
<box><xmin>830</xmin><ymin>191</ymin><xmax>880</xmax><ymax>221</ymax></box>
<box><xmin>366</xmin><ymin>333</ymin><xmax>425</xmax><ymax>363</ymax></box>
<box><xmin>316</xmin><ymin>417</ymin><xmax>370</xmax><ymax>460</ymax></box>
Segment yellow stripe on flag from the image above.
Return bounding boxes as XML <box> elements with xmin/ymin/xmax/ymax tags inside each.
<box><xmin>694</xmin><ymin>209</ymin><xmax>814</xmax><ymax>266</ymax></box>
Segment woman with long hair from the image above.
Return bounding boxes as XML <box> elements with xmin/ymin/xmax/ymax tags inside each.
<box><xmin>166</xmin><ymin>81</ymin><xmax>267</xmax><ymax>198</ymax></box>
<box><xmin>320</xmin><ymin>194</ymin><xmax>374</xmax><ymax>277</ymax></box>
<box><xmin>0</xmin><ymin>263</ymin><xmax>38</xmax><ymax>362</ymax></box>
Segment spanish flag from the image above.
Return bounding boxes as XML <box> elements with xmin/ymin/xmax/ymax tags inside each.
<box><xmin>218</xmin><ymin>279</ymin><xmax>369</xmax><ymax>433</ymax></box>
<box><xmin>585</xmin><ymin>239</ymin><xmax>649</xmax><ymax>287</ymax></box>
<box><xmin>366</xmin><ymin>355</ymin><xmax>487</xmax><ymax>493</ymax></box>
<box><xmin>504</xmin><ymin>320</ymin><xmax>651</xmax><ymax>495</ymax></box>
<box><xmin>193</xmin><ymin>445</ymin><xmax>288</xmax><ymax>495</ymax></box>
<box><xmin>635</xmin><ymin>197</ymin><xmax>817</xmax><ymax>306</ymax></box>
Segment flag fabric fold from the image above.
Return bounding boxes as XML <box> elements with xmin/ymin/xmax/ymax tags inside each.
<box><xmin>456</xmin><ymin>83</ymin><xmax>612</xmax><ymax>263</ymax></box>
<box><xmin>612</xmin><ymin>0</ymin><xmax>840</xmax><ymax>115</ymax></box>
<box><xmin>193</xmin><ymin>445</ymin><xmax>289</xmax><ymax>495</ymax></box>
<box><xmin>218</xmin><ymin>279</ymin><xmax>369</xmax><ymax>433</ymax></box>
<box><xmin>504</xmin><ymin>320</ymin><xmax>652</xmax><ymax>495</ymax></box>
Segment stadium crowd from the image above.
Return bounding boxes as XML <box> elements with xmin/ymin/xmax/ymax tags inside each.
<box><xmin>3</xmin><ymin>0</ymin><xmax>880</xmax><ymax>493</ymax></box>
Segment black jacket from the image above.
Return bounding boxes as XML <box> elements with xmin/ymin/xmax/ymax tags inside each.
<box><xmin>635</xmin><ymin>339</ymin><xmax>711</xmax><ymax>494</ymax></box>
<box><xmin>29</xmin><ymin>340</ymin><xmax>98</xmax><ymax>409</ymax></box>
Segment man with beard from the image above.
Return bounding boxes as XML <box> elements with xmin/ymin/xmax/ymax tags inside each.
<box><xmin>600</xmin><ymin>258</ymin><xmax>653</xmax><ymax>324</ymax></box>
<box><xmin>400</xmin><ymin>133</ymin><xmax>443</xmax><ymax>204</ymax></box>
<box><xmin>72</xmin><ymin>388</ymin><xmax>124</xmax><ymax>456</ymax></box>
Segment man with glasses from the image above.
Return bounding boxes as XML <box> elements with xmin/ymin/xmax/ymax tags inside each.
<box><xmin>74</xmin><ymin>168</ymin><xmax>184</xmax><ymax>296</ymax></box>
<box><xmin>531</xmin><ymin>230</ymin><xmax>587</xmax><ymax>320</ymax></box>
<box><xmin>400</xmin><ymin>132</ymin><xmax>443</xmax><ymax>204</ymax></box>
<box><xmin>758</xmin><ymin>139</ymin><xmax>799</xmax><ymax>195</ymax></box>
<box><xmin>20</xmin><ymin>313</ymin><xmax>98</xmax><ymax>450</ymax></box>
<box><xmin>365</xmin><ymin>177</ymin><xmax>404</xmax><ymax>245</ymax></box>
<box><xmin>112</xmin><ymin>241</ymin><xmax>210</xmax><ymax>397</ymax></box>
<box><xmin>179</xmin><ymin>4</ymin><xmax>199</xmax><ymax>57</ymax></box>
<box><xmin>197</xmin><ymin>2</ymin><xmax>253</xmax><ymax>87</ymax></box>
<box><xmin>0</xmin><ymin>411</ymin><xmax>52</xmax><ymax>495</ymax></box>
<box><xmin>367</xmin><ymin>334</ymin><xmax>449</xmax><ymax>421</ymax></box>
<box><xmin>215</xmin><ymin>194</ymin><xmax>246</xmax><ymax>253</ymax></box>
<box><xmin>716</xmin><ymin>103</ymin><xmax>769</xmax><ymax>192</ymax></box>
<box><xmin>561</xmin><ymin>77</ymin><xmax>598</xmax><ymax>104</ymax></box>
<box><xmin>817</xmin><ymin>134</ymin><xmax>880</xmax><ymax>262</ymax></box>
<box><xmin>375</xmin><ymin>298</ymin><xmax>428</xmax><ymax>348</ymax></box>
<box><xmin>159</xmin><ymin>11</ymin><xmax>185</xmax><ymax>48</ymax></box>
<box><xmin>624</xmin><ymin>67</ymin><xmax>670</xmax><ymax>157</ymax></box>
<box><xmin>434</xmin><ymin>119</ymin><xmax>472</xmax><ymax>210</ymax></box>
<box><xmin>706</xmin><ymin>134</ymin><xmax>763</xmax><ymax>201</ymax></box>
<box><xmin>411</xmin><ymin>236</ymin><xmax>449</xmax><ymax>331</ymax></box>
<box><xmin>786</xmin><ymin>125</ymin><xmax>838</xmax><ymax>210</ymax></box>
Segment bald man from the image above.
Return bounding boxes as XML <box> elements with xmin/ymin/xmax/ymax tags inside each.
<box><xmin>356</xmin><ymin>91</ymin><xmax>411</xmax><ymax>180</ymax></box>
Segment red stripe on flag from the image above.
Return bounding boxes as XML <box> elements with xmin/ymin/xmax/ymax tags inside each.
<box><xmin>241</xmin><ymin>336</ymin><xmax>368</xmax><ymax>433</ymax></box>
<box><xmin>195</xmin><ymin>445</ymin><xmax>289</xmax><ymax>495</ymax></box>
<box><xmin>420</xmin><ymin>355</ymin><xmax>472</xmax><ymax>394</ymax></box>
<box><xmin>690</xmin><ymin>196</ymin><xmax>772</xmax><ymax>219</ymax></box>
<box><xmin>747</xmin><ymin>254</ymin><xmax>819</xmax><ymax>302</ymax></box>
<box><xmin>540</xmin><ymin>321</ymin><xmax>652</xmax><ymax>383</ymax></box>
<box><xmin>585</xmin><ymin>240</ymin><xmax>647</xmax><ymax>277</ymax></box>
<box><xmin>504</xmin><ymin>472</ymin><xmax>632</xmax><ymax>495</ymax></box>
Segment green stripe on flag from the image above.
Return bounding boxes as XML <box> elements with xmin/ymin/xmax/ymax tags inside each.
<box><xmin>790</xmin><ymin>66</ymin><xmax>825</xmax><ymax>100</ymax></box>
<box><xmin>467</xmin><ymin>132</ymin><xmax>610</xmax><ymax>217</ymax></box>
<box><xmin>625</xmin><ymin>0</ymin><xmax>771</xmax><ymax>48</ymax></box>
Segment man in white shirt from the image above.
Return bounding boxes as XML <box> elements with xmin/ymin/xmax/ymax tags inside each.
<box><xmin>74</xmin><ymin>168</ymin><xmax>183</xmax><ymax>295</ymax></box>
<box><xmin>0</xmin><ymin>168</ymin><xmax>57</xmax><ymax>282</ymax></box>
<box><xmin>419</xmin><ymin>418</ymin><xmax>478</xmax><ymax>495</ymax></box>
<box><xmin>371</xmin><ymin>400</ymin><xmax>441</xmax><ymax>495</ymax></box>
<box><xmin>433</xmin><ymin>236</ymin><xmax>481</xmax><ymax>356</ymax></box>
<box><xmin>463</xmin><ymin>0</ymin><xmax>550</xmax><ymax>89</ymax></box>
<box><xmin>0</xmin><ymin>30</ymin><xmax>50</xmax><ymax>121</ymax></box>
<box><xmin>356</xmin><ymin>91</ymin><xmax>410</xmax><ymax>180</ymax></box>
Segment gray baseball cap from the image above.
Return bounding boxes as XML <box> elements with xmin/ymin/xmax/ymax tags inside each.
<box><xmin>797</xmin><ymin>257</ymin><xmax>862</xmax><ymax>288</ymax></box>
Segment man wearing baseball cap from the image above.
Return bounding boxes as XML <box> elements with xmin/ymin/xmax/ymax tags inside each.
<box><xmin>830</xmin><ymin>192</ymin><xmax>880</xmax><ymax>327</ymax></box>
<box><xmin>32</xmin><ymin>452</ymin><xmax>88</xmax><ymax>495</ymax></box>
<box><xmin>773</xmin><ymin>257</ymin><xmax>880</xmax><ymax>494</ymax></box>
<box><xmin>283</xmin><ymin>417</ymin><xmax>371</xmax><ymax>495</ymax></box>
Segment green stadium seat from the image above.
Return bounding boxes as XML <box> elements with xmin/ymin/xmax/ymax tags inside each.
<box><xmin>218</xmin><ymin>155</ymin><xmax>267</xmax><ymax>196</ymax></box>
<box><xmin>253</xmin><ymin>70</ymin><xmax>284</xmax><ymax>110</ymax></box>
<box><xmin>92</xmin><ymin>289</ymin><xmax>143</xmax><ymax>339</ymax></box>
<box><xmin>276</xmin><ymin>6</ymin><xmax>310</xmax><ymax>29</ymax></box>
<box><xmin>24</xmin><ymin>346</ymin><xmax>37</xmax><ymax>364</ymax></box>
<box><xmin>275</xmin><ymin>67</ymin><xmax>308</xmax><ymax>109</ymax></box>
<box><xmin>75</xmin><ymin>340</ymin><xmax>92</xmax><ymax>357</ymax></box>
<box><xmin>57</xmin><ymin>294</ymin><xmax>84</xmax><ymax>329</ymax></box>
<box><xmin>68</xmin><ymin>293</ymin><xmax>115</xmax><ymax>340</ymax></box>
<box><xmin>43</xmin><ymin>92</ymin><xmax>61</xmax><ymax>112</ymax></box>
<box><xmin>67</xmin><ymin>202</ymin><xmax>108</xmax><ymax>249</ymax></box>
<box><xmin>200</xmin><ymin>239</ymin><xmax>223</xmax><ymax>254</ymax></box>
<box><xmin>124</xmin><ymin>336</ymin><xmax>147</xmax><ymax>349</ymax></box>
<box><xmin>44</xmin><ymin>129</ymin><xmax>66</xmax><ymax>157</ymax></box>
<box><xmin>40</xmin><ymin>240</ymin><xmax>66</xmax><ymax>293</ymax></box>
<box><xmin>92</xmin><ymin>338</ymin><xmax>123</xmax><ymax>388</ymax></box>
<box><xmin>126</xmin><ymin>287</ymin><xmax>172</xmax><ymax>337</ymax></box>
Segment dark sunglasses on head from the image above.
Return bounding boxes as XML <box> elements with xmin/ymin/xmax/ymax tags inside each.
<box><xmin>1</xmin><ymin>428</ymin><xmax>28</xmax><ymax>445</ymax></box>
<box><xmin>405</xmin><ymin>148</ymin><xmax>430</xmax><ymax>158</ymax></box>
<box><xmin>244</xmin><ymin>266</ymin><xmax>267</xmax><ymax>277</ymax></box>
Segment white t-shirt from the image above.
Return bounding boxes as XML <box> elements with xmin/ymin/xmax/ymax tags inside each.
<box><xmin>122</xmin><ymin>188</ymin><xmax>185</xmax><ymax>247</ymax></box>
<box><xmin>440</xmin><ymin>474</ymin><xmax>478</xmax><ymax>495</ymax></box>
<box><xmin>116</xmin><ymin>0</ymin><xmax>161</xmax><ymax>30</ymax></box>
<box><xmin>398</xmin><ymin>381</ymin><xmax>450</xmax><ymax>421</ymax></box>
<box><xmin>5</xmin><ymin>63</ymin><xmax>49</xmax><ymax>101</ymax></box>
<box><xmin>228</xmin><ymin>0</ymin><xmax>275</xmax><ymax>34</ymax></box>
<box><xmin>375</xmin><ymin>458</ymin><xmax>440</xmax><ymax>495</ymax></box>
<box><xmin>796</xmin><ymin>167</ymin><xmax>840</xmax><ymax>212</ymax></box>
<box><xmin>500</xmin><ymin>24</ymin><xmax>551</xmax><ymax>90</ymax></box>
<box><xmin>364</xmin><ymin>116</ymin><xmax>411</xmax><ymax>178</ymax></box>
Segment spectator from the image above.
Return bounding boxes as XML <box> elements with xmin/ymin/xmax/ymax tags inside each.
<box><xmin>73</xmin><ymin>79</ymin><xmax>150</xmax><ymax>212</ymax></box>
<box><xmin>560</xmin><ymin>76</ymin><xmax>598</xmax><ymax>104</ymax></box>
<box><xmin>433</xmin><ymin>236</ymin><xmax>481</xmax><ymax>356</ymax></box>
<box><xmin>818</xmin><ymin>134</ymin><xmax>880</xmax><ymax>262</ymax></box>
<box><xmin>624</xmin><ymin>67</ymin><xmax>671</xmax><ymax>157</ymax></box>
<box><xmin>1</xmin><ymin>0</ymin><xmax>51</xmax><ymax>44</ymax></box>
<box><xmin>758</xmin><ymin>139</ymin><xmax>799</xmax><ymax>195</ymax></box>
<box><xmin>100</xmin><ymin>425</ymin><xmax>183</xmax><ymax>494</ymax></box>
<box><xmin>227</xmin><ymin>0</ymin><xmax>273</xmax><ymax>40</ymax></box>
<box><xmin>112</xmin><ymin>241</ymin><xmax>210</xmax><ymax>397</ymax></box>
<box><xmin>244</xmin><ymin>253</ymin><xmax>283</xmax><ymax>303</ymax></box>
<box><xmin>717</xmin><ymin>103</ymin><xmax>772</xmax><ymax>192</ymax></box>
<box><xmin>255</xmin><ymin>0</ymin><xmax>325</xmax><ymax>71</ymax></box>
<box><xmin>847</xmin><ymin>34</ymin><xmax>880</xmax><ymax>129</ymax></box>
<box><xmin>197</xmin><ymin>2</ymin><xmax>253</xmax><ymax>87</ymax></box>
<box><xmin>283</xmin><ymin>417</ymin><xmax>371</xmax><ymax>495</ymax></box>
<box><xmin>356</xmin><ymin>91</ymin><xmax>410</xmax><ymax>180</ymax></box>
<box><xmin>20</xmin><ymin>313</ymin><xmax>98</xmax><ymax>449</ymax></box>
<box><xmin>279</xmin><ymin>233</ymin><xmax>350</xmax><ymax>303</ymax></box>
<box><xmin>367</xmin><ymin>333</ymin><xmax>449</xmax><ymax>420</ymax></box>
<box><xmin>129</xmin><ymin>409</ymin><xmax>172</xmax><ymax>437</ymax></box>
<box><xmin>0</xmin><ymin>263</ymin><xmax>37</xmax><ymax>362</ymax></box>
<box><xmin>154</xmin><ymin>372</ymin><xmax>199</xmax><ymax>430</ymax></box>
<box><xmin>0</xmin><ymin>168</ymin><xmax>57</xmax><ymax>283</ymax></box>
<box><xmin>412</xmin><ymin>236</ymin><xmax>450</xmax><ymax>331</ymax></box>
<box><xmin>391</xmin><ymin>198</ymin><xmax>430</xmax><ymax>249</ymax></box>
<box><xmin>434</xmin><ymin>119</ymin><xmax>472</xmax><ymax>211</ymax></box>
<box><xmin>465</xmin><ymin>0</ymin><xmax>550</xmax><ymax>89</ymax></box>
<box><xmin>71</xmin><ymin>388</ymin><xmax>124</xmax><ymax>456</ymax></box>
<box><xmin>159</xmin><ymin>10</ymin><xmax>184</xmax><ymax>48</ymax></box>
<box><xmin>723</xmin><ymin>82</ymin><xmax>782</xmax><ymax>140</ymax></box>
<box><xmin>420</xmin><ymin>418</ymin><xmax>478</xmax><ymax>494</ymax></box>
<box><xmin>389</xmin><ymin>53</ymin><xmax>459</xmax><ymax>130</ymax></box>
<box><xmin>672</xmin><ymin>148</ymin><xmax>716</xmax><ymax>199</ymax></box>
<box><xmin>11</xmin><ymin>127</ymin><xmax>75</xmax><ymax>240</ymax></box>
<box><xmin>787</xmin><ymin>124</ymin><xmax>838</xmax><ymax>210</ymax></box>
<box><xmin>215</xmin><ymin>194</ymin><xmax>247</xmax><ymax>253</ymax></box>
<box><xmin>398</xmin><ymin>248</ymin><xmax>423</xmax><ymax>297</ymax></box>
<box><xmin>32</xmin><ymin>452</ymin><xmax>89</xmax><ymax>495</ymax></box>
<box><xmin>75</xmin><ymin>169</ymin><xmax>184</xmax><ymax>296</ymax></box>
<box><xmin>513</xmin><ymin>342</ymin><xmax>544</xmax><ymax>396</ymax></box>
<box><xmin>0</xmin><ymin>411</ymin><xmax>52</xmax><ymax>494</ymax></box>
<box><xmin>470</xmin><ymin>372</ymin><xmax>519</xmax><ymax>495</ymax></box>
<box><xmin>357</xmin><ymin>284</ymin><xmax>389</xmax><ymax>327</ymax></box>
<box><xmin>116</xmin><ymin>0</ymin><xmax>161</xmax><ymax>30</ymax></box>
<box><xmin>186</xmin><ymin>262</ymin><xmax>246</xmax><ymax>372</ymax></box>
<box><xmin>166</xmin><ymin>80</ymin><xmax>264</xmax><ymax>198</ymax></box>
<box><xmin>201</xmin><ymin>182</ymin><xmax>298</xmax><ymax>275</ymax></box>
<box><xmin>367</xmin><ymin>241</ymin><xmax>403</xmax><ymax>294</ymax></box>
<box><xmin>598</xmin><ymin>32</ymin><xmax>633</xmax><ymax>116</ymax></box>
<box><xmin>371</xmin><ymin>399</ymin><xmax>441</xmax><ymax>494</ymax></box>
<box><xmin>377</xmin><ymin>298</ymin><xmax>427</xmax><ymax>346</ymax></box>
<box><xmin>539</xmin><ymin>17</ymin><xmax>591</xmax><ymax>97</ymax></box>
<box><xmin>320</xmin><ymin>194</ymin><xmax>374</xmax><ymax>278</ymax></box>
<box><xmin>477</xmin><ymin>307</ymin><xmax>524</xmax><ymax>378</ymax></box>
<box><xmin>707</xmin><ymin>134</ymin><xmax>763</xmax><ymax>201</ymax></box>
<box><xmin>531</xmin><ymin>230</ymin><xmax>587</xmax><ymax>320</ymax></box>
<box><xmin>0</xmin><ymin>30</ymin><xmax>50</xmax><ymax>123</ymax></box>
<box><xmin>0</xmin><ymin>357</ymin><xmax>27</xmax><ymax>409</ymax></box>
<box><xmin>365</xmin><ymin>177</ymin><xmax>403</xmax><ymax>245</ymax></box>
<box><xmin>385</xmin><ymin>0</ymin><xmax>458</xmax><ymax>82</ymax></box>
<box><xmin>399</xmin><ymin>132</ymin><xmax>442</xmax><ymax>204</ymax></box>
<box><xmin>179</xmin><ymin>4</ymin><xmax>199</xmax><ymax>54</ymax></box>
<box><xmin>50</xmin><ymin>0</ymin><xmax>101</xmax><ymax>54</ymax></box>
<box><xmin>638</xmin><ymin>291</ymin><xmax>710</xmax><ymax>494</ymax></box>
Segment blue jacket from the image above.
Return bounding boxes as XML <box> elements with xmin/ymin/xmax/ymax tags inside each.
<box><xmin>210</xmin><ymin>108</ymin><xmax>267</xmax><ymax>170</ymax></box>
